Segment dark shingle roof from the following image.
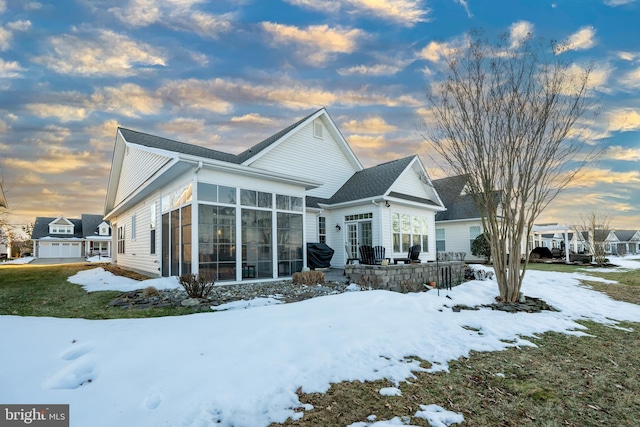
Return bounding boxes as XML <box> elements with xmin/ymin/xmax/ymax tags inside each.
<box><xmin>32</xmin><ymin>217</ymin><xmax>83</xmax><ymax>239</ymax></box>
<box><xmin>118</xmin><ymin>128</ymin><xmax>238</xmax><ymax>163</ymax></box>
<box><xmin>81</xmin><ymin>214</ymin><xmax>110</xmax><ymax>238</ymax></box>
<box><xmin>432</xmin><ymin>175</ymin><xmax>492</xmax><ymax>221</ymax></box>
<box><xmin>613</xmin><ymin>230</ymin><xmax>639</xmax><ymax>241</ymax></box>
<box><xmin>31</xmin><ymin>215</ymin><xmax>109</xmax><ymax>239</ymax></box>
<box><xmin>118</xmin><ymin>109</ymin><xmax>323</xmax><ymax>166</ymax></box>
<box><xmin>327</xmin><ymin>156</ymin><xmax>415</xmax><ymax>204</ymax></box>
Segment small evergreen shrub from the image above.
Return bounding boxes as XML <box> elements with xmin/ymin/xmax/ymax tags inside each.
<box><xmin>179</xmin><ymin>273</ymin><xmax>215</xmax><ymax>299</ymax></box>
<box><xmin>292</xmin><ymin>270</ymin><xmax>325</xmax><ymax>285</ymax></box>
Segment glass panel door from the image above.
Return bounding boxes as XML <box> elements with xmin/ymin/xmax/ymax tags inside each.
<box><xmin>347</xmin><ymin>223</ymin><xmax>358</xmax><ymax>258</ymax></box>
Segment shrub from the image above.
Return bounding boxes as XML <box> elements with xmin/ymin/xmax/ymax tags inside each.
<box><xmin>178</xmin><ymin>273</ymin><xmax>215</xmax><ymax>299</ymax></box>
<box><xmin>292</xmin><ymin>270</ymin><xmax>325</xmax><ymax>285</ymax></box>
<box><xmin>142</xmin><ymin>286</ymin><xmax>159</xmax><ymax>297</ymax></box>
<box><xmin>398</xmin><ymin>279</ymin><xmax>423</xmax><ymax>293</ymax></box>
<box><xmin>355</xmin><ymin>275</ymin><xmax>382</xmax><ymax>290</ymax></box>
<box><xmin>471</xmin><ymin>233</ymin><xmax>491</xmax><ymax>262</ymax></box>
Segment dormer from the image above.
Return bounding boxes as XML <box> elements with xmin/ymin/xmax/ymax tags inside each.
<box><xmin>98</xmin><ymin>221</ymin><xmax>110</xmax><ymax>236</ymax></box>
<box><xmin>49</xmin><ymin>216</ymin><xmax>74</xmax><ymax>235</ymax></box>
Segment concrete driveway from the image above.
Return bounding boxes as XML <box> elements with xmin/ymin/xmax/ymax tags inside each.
<box><xmin>28</xmin><ymin>258</ymin><xmax>88</xmax><ymax>265</ymax></box>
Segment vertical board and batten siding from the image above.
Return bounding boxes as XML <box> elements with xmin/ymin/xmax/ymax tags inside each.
<box><xmin>247</xmin><ymin>120</ymin><xmax>360</xmax><ymax>199</ymax></box>
<box><xmin>436</xmin><ymin>220</ymin><xmax>485</xmax><ymax>261</ymax></box>
<box><xmin>114</xmin><ymin>144</ymin><xmax>171</xmax><ymax>207</ymax></box>
<box><xmin>113</xmin><ymin>189</ymin><xmax>163</xmax><ymax>276</ymax></box>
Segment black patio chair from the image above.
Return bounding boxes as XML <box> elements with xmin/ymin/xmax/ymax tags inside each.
<box><xmin>394</xmin><ymin>245</ymin><xmax>421</xmax><ymax>264</ymax></box>
<box><xmin>359</xmin><ymin>245</ymin><xmax>376</xmax><ymax>265</ymax></box>
<box><xmin>373</xmin><ymin>246</ymin><xmax>390</xmax><ymax>264</ymax></box>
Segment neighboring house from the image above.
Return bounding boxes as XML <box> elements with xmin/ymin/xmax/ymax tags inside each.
<box><xmin>104</xmin><ymin>108</ymin><xmax>445</xmax><ymax>280</ymax></box>
<box><xmin>432</xmin><ymin>175</ymin><xmax>489</xmax><ymax>262</ymax></box>
<box><xmin>606</xmin><ymin>230</ymin><xmax>640</xmax><ymax>255</ymax></box>
<box><xmin>32</xmin><ymin>214</ymin><xmax>111</xmax><ymax>259</ymax></box>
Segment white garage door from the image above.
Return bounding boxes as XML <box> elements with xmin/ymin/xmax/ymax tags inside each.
<box><xmin>39</xmin><ymin>242</ymin><xmax>82</xmax><ymax>258</ymax></box>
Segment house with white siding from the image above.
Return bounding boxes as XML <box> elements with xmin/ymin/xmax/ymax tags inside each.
<box><xmin>104</xmin><ymin>108</ymin><xmax>445</xmax><ymax>281</ymax></box>
<box><xmin>432</xmin><ymin>175</ymin><xmax>490</xmax><ymax>262</ymax></box>
<box><xmin>31</xmin><ymin>214</ymin><xmax>111</xmax><ymax>259</ymax></box>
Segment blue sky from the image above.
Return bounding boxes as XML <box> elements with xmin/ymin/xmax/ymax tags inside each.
<box><xmin>0</xmin><ymin>0</ymin><xmax>638</xmax><ymax>229</ymax></box>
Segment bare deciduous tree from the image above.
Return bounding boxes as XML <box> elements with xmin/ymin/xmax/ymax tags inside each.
<box><xmin>422</xmin><ymin>31</ymin><xmax>601</xmax><ymax>302</ymax></box>
<box><xmin>574</xmin><ymin>210</ymin><xmax>612</xmax><ymax>267</ymax></box>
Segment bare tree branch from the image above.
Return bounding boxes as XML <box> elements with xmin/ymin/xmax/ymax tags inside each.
<box><xmin>421</xmin><ymin>30</ymin><xmax>603</xmax><ymax>302</ymax></box>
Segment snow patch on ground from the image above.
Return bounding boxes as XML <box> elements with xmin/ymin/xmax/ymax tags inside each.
<box><xmin>0</xmin><ymin>256</ymin><xmax>639</xmax><ymax>426</ymax></box>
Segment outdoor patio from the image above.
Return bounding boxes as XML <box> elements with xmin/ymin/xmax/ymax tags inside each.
<box><xmin>344</xmin><ymin>261</ymin><xmax>466</xmax><ymax>292</ymax></box>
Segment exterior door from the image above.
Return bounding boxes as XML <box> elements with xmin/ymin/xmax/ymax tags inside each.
<box><xmin>346</xmin><ymin>220</ymin><xmax>373</xmax><ymax>257</ymax></box>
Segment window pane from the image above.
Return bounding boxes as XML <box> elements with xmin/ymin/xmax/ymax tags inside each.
<box><xmin>276</xmin><ymin>194</ymin><xmax>288</xmax><ymax>210</ymax></box>
<box><xmin>392</xmin><ymin>213</ymin><xmax>400</xmax><ymax>233</ymax></box>
<box><xmin>291</xmin><ymin>196</ymin><xmax>303</xmax><ymax>212</ymax></box>
<box><xmin>401</xmin><ymin>215</ymin><xmax>411</xmax><ymax>233</ymax></box>
<box><xmin>258</xmin><ymin>192</ymin><xmax>272</xmax><ymax>208</ymax></box>
<box><xmin>393</xmin><ymin>233</ymin><xmax>400</xmax><ymax>252</ymax></box>
<box><xmin>436</xmin><ymin>228</ymin><xmax>445</xmax><ymax>240</ymax></box>
<box><xmin>219</xmin><ymin>186</ymin><xmax>236</xmax><ymax>204</ymax></box>
<box><xmin>241</xmin><ymin>189</ymin><xmax>257</xmax><ymax>206</ymax></box>
<box><xmin>413</xmin><ymin>216</ymin><xmax>421</xmax><ymax>234</ymax></box>
<box><xmin>198</xmin><ymin>183</ymin><xmax>218</xmax><ymax>202</ymax></box>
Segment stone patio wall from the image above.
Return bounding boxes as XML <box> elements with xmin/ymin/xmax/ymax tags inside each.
<box><xmin>344</xmin><ymin>261</ymin><xmax>465</xmax><ymax>292</ymax></box>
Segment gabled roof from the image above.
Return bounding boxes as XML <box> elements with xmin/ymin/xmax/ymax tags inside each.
<box><xmin>612</xmin><ymin>230</ymin><xmax>640</xmax><ymax>242</ymax></box>
<box><xmin>31</xmin><ymin>214</ymin><xmax>109</xmax><ymax>239</ymax></box>
<box><xmin>433</xmin><ymin>175</ymin><xmax>483</xmax><ymax>221</ymax></box>
<box><xmin>311</xmin><ymin>156</ymin><xmax>442</xmax><ymax>207</ymax></box>
<box><xmin>326</xmin><ymin>156</ymin><xmax>415</xmax><ymax>205</ymax></box>
<box><xmin>81</xmin><ymin>214</ymin><xmax>111</xmax><ymax>238</ymax></box>
<box><xmin>32</xmin><ymin>216</ymin><xmax>83</xmax><ymax>239</ymax></box>
<box><xmin>117</xmin><ymin>128</ymin><xmax>238</xmax><ymax>163</ymax></box>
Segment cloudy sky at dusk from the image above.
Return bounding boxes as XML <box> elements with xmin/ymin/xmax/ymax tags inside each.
<box><xmin>0</xmin><ymin>0</ymin><xmax>638</xmax><ymax>229</ymax></box>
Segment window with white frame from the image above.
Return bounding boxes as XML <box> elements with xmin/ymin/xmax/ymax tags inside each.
<box><xmin>392</xmin><ymin>213</ymin><xmax>429</xmax><ymax>253</ymax></box>
<box><xmin>469</xmin><ymin>225</ymin><xmax>482</xmax><ymax>250</ymax></box>
<box><xmin>117</xmin><ymin>226</ymin><xmax>125</xmax><ymax>254</ymax></box>
<box><xmin>436</xmin><ymin>228</ymin><xmax>446</xmax><ymax>252</ymax></box>
<box><xmin>318</xmin><ymin>216</ymin><xmax>326</xmax><ymax>244</ymax></box>
<box><xmin>50</xmin><ymin>225</ymin><xmax>73</xmax><ymax>234</ymax></box>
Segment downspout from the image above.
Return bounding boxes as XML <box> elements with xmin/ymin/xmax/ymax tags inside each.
<box><xmin>192</xmin><ymin>161</ymin><xmax>203</xmax><ymax>275</ymax></box>
<box><xmin>371</xmin><ymin>200</ymin><xmax>383</xmax><ymax>249</ymax></box>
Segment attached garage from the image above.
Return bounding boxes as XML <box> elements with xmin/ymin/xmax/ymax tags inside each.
<box><xmin>38</xmin><ymin>241</ymin><xmax>82</xmax><ymax>258</ymax></box>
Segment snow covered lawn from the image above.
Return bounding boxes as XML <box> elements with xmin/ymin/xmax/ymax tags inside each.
<box><xmin>1</xmin><ymin>257</ymin><xmax>639</xmax><ymax>427</ymax></box>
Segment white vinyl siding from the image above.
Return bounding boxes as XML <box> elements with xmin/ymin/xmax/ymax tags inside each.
<box><xmin>246</xmin><ymin>120</ymin><xmax>360</xmax><ymax>199</ymax></box>
<box><xmin>114</xmin><ymin>145</ymin><xmax>171</xmax><ymax>206</ymax></box>
<box><xmin>112</xmin><ymin>190</ymin><xmax>163</xmax><ymax>276</ymax></box>
<box><xmin>434</xmin><ymin>220</ymin><xmax>485</xmax><ymax>261</ymax></box>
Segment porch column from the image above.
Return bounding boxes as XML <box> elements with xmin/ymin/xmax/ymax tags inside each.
<box><xmin>564</xmin><ymin>230</ymin><xmax>569</xmax><ymax>263</ymax></box>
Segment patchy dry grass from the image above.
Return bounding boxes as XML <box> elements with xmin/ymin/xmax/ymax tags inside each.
<box><xmin>274</xmin><ymin>264</ymin><xmax>640</xmax><ymax>427</ymax></box>
<box><xmin>0</xmin><ymin>264</ymin><xmax>192</xmax><ymax>319</ymax></box>
<box><xmin>276</xmin><ymin>321</ymin><xmax>640</xmax><ymax>427</ymax></box>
